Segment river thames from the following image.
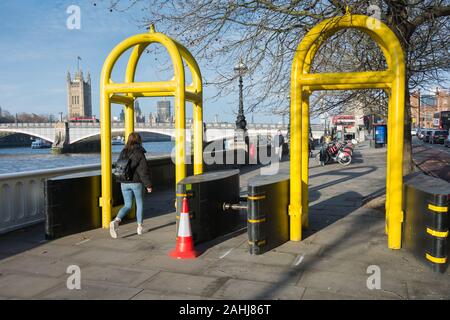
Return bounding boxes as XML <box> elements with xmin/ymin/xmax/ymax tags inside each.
<box><xmin>0</xmin><ymin>141</ymin><xmax>175</xmax><ymax>175</ymax></box>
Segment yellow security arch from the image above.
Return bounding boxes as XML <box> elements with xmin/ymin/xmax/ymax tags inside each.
<box><xmin>290</xmin><ymin>14</ymin><xmax>405</xmax><ymax>249</ymax></box>
<box><xmin>99</xmin><ymin>26</ymin><xmax>203</xmax><ymax>228</ymax></box>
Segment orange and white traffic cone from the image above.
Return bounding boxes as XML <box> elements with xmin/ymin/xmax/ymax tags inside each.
<box><xmin>169</xmin><ymin>197</ymin><xmax>197</xmax><ymax>259</ymax></box>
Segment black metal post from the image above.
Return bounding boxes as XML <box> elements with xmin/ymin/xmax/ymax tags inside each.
<box><xmin>235</xmin><ymin>73</ymin><xmax>247</xmax><ymax>130</ymax></box>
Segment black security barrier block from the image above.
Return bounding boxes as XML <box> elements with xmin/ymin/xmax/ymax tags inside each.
<box><xmin>247</xmin><ymin>170</ymin><xmax>290</xmax><ymax>255</ymax></box>
<box><xmin>45</xmin><ymin>171</ymin><xmax>123</xmax><ymax>239</ymax></box>
<box><xmin>176</xmin><ymin>170</ymin><xmax>242</xmax><ymax>244</ymax></box>
<box><xmin>403</xmin><ymin>172</ymin><xmax>450</xmax><ymax>273</ymax></box>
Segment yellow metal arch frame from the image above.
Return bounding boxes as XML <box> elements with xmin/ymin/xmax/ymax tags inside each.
<box><xmin>99</xmin><ymin>28</ymin><xmax>203</xmax><ymax>228</ymax></box>
<box><xmin>290</xmin><ymin>14</ymin><xmax>405</xmax><ymax>249</ymax></box>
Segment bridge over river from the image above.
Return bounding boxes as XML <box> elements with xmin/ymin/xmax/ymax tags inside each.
<box><xmin>0</xmin><ymin>122</ymin><xmax>288</xmax><ymax>145</ymax></box>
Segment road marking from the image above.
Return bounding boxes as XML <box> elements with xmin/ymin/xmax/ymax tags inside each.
<box><xmin>219</xmin><ymin>248</ymin><xmax>233</xmax><ymax>259</ymax></box>
<box><xmin>292</xmin><ymin>255</ymin><xmax>304</xmax><ymax>267</ymax></box>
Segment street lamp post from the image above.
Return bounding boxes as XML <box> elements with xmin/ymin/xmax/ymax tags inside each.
<box><xmin>233</xmin><ymin>59</ymin><xmax>249</xmax><ymax>156</ymax></box>
<box><xmin>234</xmin><ymin>59</ymin><xmax>248</xmax><ymax>131</ymax></box>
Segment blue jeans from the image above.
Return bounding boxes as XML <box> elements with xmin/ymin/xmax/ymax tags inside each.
<box><xmin>117</xmin><ymin>183</ymin><xmax>144</xmax><ymax>224</ymax></box>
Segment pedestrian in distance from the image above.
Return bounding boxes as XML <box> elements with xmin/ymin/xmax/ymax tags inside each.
<box><xmin>110</xmin><ymin>132</ymin><xmax>152</xmax><ymax>239</ymax></box>
<box><xmin>309</xmin><ymin>136</ymin><xmax>315</xmax><ymax>158</ymax></box>
<box><xmin>274</xmin><ymin>130</ymin><xmax>285</xmax><ymax>161</ymax></box>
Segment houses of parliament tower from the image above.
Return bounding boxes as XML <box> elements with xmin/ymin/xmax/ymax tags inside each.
<box><xmin>67</xmin><ymin>70</ymin><xmax>92</xmax><ymax>119</ymax></box>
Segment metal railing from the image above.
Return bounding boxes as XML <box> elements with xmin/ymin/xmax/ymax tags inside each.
<box><xmin>0</xmin><ymin>164</ymin><xmax>100</xmax><ymax>234</ymax></box>
<box><xmin>0</xmin><ymin>123</ymin><xmax>54</xmax><ymax>128</ymax></box>
<box><xmin>0</xmin><ymin>122</ymin><xmax>289</xmax><ymax>129</ymax></box>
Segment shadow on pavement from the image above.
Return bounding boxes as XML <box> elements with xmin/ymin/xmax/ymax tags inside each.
<box><xmin>251</xmin><ymin>193</ymin><xmax>394</xmax><ymax>300</ymax></box>
<box><xmin>0</xmin><ymin>189</ymin><xmax>175</xmax><ymax>262</ymax></box>
<box><xmin>310</xmin><ymin>166</ymin><xmax>377</xmax><ymax>193</ymax></box>
<box><xmin>305</xmin><ymin>191</ymin><xmax>363</xmax><ymax>238</ymax></box>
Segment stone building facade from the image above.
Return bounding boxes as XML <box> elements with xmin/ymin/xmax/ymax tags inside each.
<box><xmin>67</xmin><ymin>70</ymin><xmax>92</xmax><ymax>119</ymax></box>
<box><xmin>156</xmin><ymin>100</ymin><xmax>172</xmax><ymax>123</ymax></box>
<box><xmin>410</xmin><ymin>88</ymin><xmax>449</xmax><ymax>128</ymax></box>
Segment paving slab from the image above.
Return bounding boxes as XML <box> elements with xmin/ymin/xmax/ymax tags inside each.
<box><xmin>141</xmin><ymin>271</ymin><xmax>227</xmax><ymax>297</ymax></box>
<box><xmin>136</xmin><ymin>253</ymin><xmax>216</xmax><ymax>275</ymax></box>
<box><xmin>76</xmin><ymin>237</ymin><xmax>145</xmax><ymax>252</ymax></box>
<box><xmin>197</xmin><ymin>230</ymin><xmax>248</xmax><ymax>251</ymax></box>
<box><xmin>128</xmin><ymin>227</ymin><xmax>176</xmax><ymax>245</ymax></box>
<box><xmin>290</xmin><ymin>255</ymin><xmax>373</xmax><ymax>276</ymax></box>
<box><xmin>406</xmin><ymin>280</ymin><xmax>450</xmax><ymax>300</ymax></box>
<box><xmin>24</xmin><ymin>243</ymin><xmax>84</xmax><ymax>259</ymax></box>
<box><xmin>377</xmin><ymin>263</ymin><xmax>450</xmax><ymax>284</ymax></box>
<box><xmin>80</xmin><ymin>265</ymin><xmax>160</xmax><ymax>287</ymax></box>
<box><xmin>48</xmin><ymin>231</ymin><xmax>109</xmax><ymax>246</ymax></box>
<box><xmin>131</xmin><ymin>289</ymin><xmax>207</xmax><ymax>300</ymax></box>
<box><xmin>204</xmin><ymin>259</ymin><xmax>302</xmax><ymax>285</ymax></box>
<box><xmin>213</xmin><ymin>279</ymin><xmax>305</xmax><ymax>300</ymax></box>
<box><xmin>0</xmin><ymin>254</ymin><xmax>85</xmax><ymax>278</ymax></box>
<box><xmin>208</xmin><ymin>248</ymin><xmax>296</xmax><ymax>267</ymax></box>
<box><xmin>301</xmin><ymin>288</ymin><xmax>362</xmax><ymax>300</ymax></box>
<box><xmin>271</xmin><ymin>241</ymin><xmax>323</xmax><ymax>256</ymax></box>
<box><xmin>297</xmin><ymin>269</ymin><xmax>408</xmax><ymax>300</ymax></box>
<box><xmin>69</xmin><ymin>248</ymin><xmax>148</xmax><ymax>267</ymax></box>
<box><xmin>0</xmin><ymin>274</ymin><xmax>62</xmax><ymax>299</ymax></box>
<box><xmin>41</xmin><ymin>280</ymin><xmax>143</xmax><ymax>300</ymax></box>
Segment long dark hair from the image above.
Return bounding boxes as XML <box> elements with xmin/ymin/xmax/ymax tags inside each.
<box><xmin>124</xmin><ymin>132</ymin><xmax>142</xmax><ymax>152</ymax></box>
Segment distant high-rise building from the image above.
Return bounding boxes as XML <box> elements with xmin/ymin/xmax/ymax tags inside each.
<box><xmin>156</xmin><ymin>100</ymin><xmax>171</xmax><ymax>123</ymax></box>
<box><xmin>67</xmin><ymin>70</ymin><xmax>92</xmax><ymax>119</ymax></box>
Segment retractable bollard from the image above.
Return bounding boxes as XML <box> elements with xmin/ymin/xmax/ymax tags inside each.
<box><xmin>45</xmin><ymin>170</ymin><xmax>125</xmax><ymax>239</ymax></box>
<box><xmin>403</xmin><ymin>173</ymin><xmax>449</xmax><ymax>273</ymax></box>
<box><xmin>247</xmin><ymin>171</ymin><xmax>290</xmax><ymax>255</ymax></box>
<box><xmin>175</xmin><ymin>170</ymin><xmax>241</xmax><ymax>245</ymax></box>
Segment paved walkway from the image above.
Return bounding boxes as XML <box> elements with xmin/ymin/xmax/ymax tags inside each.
<box><xmin>412</xmin><ymin>138</ymin><xmax>450</xmax><ymax>182</ymax></box>
<box><xmin>0</xmin><ymin>142</ymin><xmax>448</xmax><ymax>300</ymax></box>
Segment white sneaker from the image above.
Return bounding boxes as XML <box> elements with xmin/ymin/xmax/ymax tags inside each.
<box><xmin>110</xmin><ymin>220</ymin><xmax>119</xmax><ymax>239</ymax></box>
<box><xmin>137</xmin><ymin>224</ymin><xmax>144</xmax><ymax>235</ymax></box>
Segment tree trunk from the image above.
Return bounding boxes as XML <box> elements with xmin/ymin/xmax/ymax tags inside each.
<box><xmin>403</xmin><ymin>86</ymin><xmax>414</xmax><ymax>175</ymax></box>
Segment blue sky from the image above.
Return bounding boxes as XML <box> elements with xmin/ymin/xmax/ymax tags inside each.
<box><xmin>0</xmin><ymin>0</ymin><xmax>280</xmax><ymax>123</ymax></box>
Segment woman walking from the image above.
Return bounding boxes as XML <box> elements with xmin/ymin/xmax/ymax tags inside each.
<box><xmin>110</xmin><ymin>132</ymin><xmax>152</xmax><ymax>239</ymax></box>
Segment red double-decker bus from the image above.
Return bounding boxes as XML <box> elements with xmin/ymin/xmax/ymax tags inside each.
<box><xmin>69</xmin><ymin>116</ymin><xmax>99</xmax><ymax>123</ymax></box>
<box><xmin>433</xmin><ymin>111</ymin><xmax>450</xmax><ymax>130</ymax></box>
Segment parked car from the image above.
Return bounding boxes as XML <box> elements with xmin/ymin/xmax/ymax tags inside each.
<box><xmin>411</xmin><ymin>128</ymin><xmax>417</xmax><ymax>136</ymax></box>
<box><xmin>417</xmin><ymin>128</ymin><xmax>425</xmax><ymax>140</ymax></box>
<box><xmin>423</xmin><ymin>130</ymin><xmax>433</xmax><ymax>143</ymax></box>
<box><xmin>429</xmin><ymin>130</ymin><xmax>448</xmax><ymax>144</ymax></box>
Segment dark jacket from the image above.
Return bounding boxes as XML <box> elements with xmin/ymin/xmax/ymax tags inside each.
<box><xmin>118</xmin><ymin>144</ymin><xmax>152</xmax><ymax>188</ymax></box>
<box><xmin>275</xmin><ymin>134</ymin><xmax>285</xmax><ymax>147</ymax></box>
